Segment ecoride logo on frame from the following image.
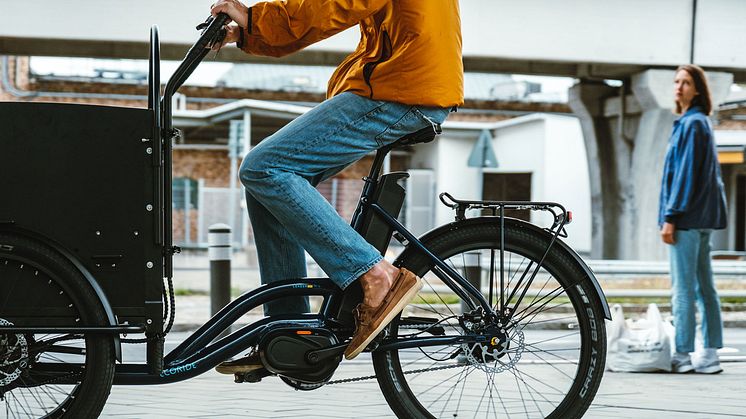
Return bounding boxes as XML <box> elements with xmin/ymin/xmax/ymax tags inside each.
<box><xmin>160</xmin><ymin>361</ymin><xmax>198</xmax><ymax>378</ymax></box>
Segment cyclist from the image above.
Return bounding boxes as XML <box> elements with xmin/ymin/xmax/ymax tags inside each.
<box><xmin>208</xmin><ymin>0</ymin><xmax>464</xmax><ymax>371</ymax></box>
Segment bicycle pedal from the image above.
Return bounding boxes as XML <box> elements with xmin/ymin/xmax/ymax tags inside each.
<box><xmin>234</xmin><ymin>368</ymin><xmax>271</xmax><ymax>383</ymax></box>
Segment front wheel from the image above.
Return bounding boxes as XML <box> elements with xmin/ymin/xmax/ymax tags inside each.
<box><xmin>373</xmin><ymin>219</ymin><xmax>606</xmax><ymax>419</ymax></box>
<box><xmin>0</xmin><ymin>233</ymin><xmax>115</xmax><ymax>418</ymax></box>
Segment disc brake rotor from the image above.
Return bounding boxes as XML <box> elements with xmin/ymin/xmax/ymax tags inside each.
<box><xmin>0</xmin><ymin>318</ymin><xmax>28</xmax><ymax>387</ymax></box>
<box><xmin>460</xmin><ymin>328</ymin><xmax>525</xmax><ymax>373</ymax></box>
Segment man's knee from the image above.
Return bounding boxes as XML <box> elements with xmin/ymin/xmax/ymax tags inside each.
<box><xmin>239</xmin><ymin>152</ymin><xmax>269</xmax><ymax>189</ymax></box>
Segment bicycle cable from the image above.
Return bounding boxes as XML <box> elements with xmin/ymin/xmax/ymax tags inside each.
<box><xmin>121</xmin><ymin>275</ymin><xmax>175</xmax><ymax>344</ymax></box>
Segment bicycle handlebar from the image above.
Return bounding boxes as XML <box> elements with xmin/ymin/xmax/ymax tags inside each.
<box><xmin>162</xmin><ymin>13</ymin><xmax>231</xmax><ymax>132</ymax></box>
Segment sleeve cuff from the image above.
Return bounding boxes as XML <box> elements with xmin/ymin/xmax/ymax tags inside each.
<box><xmin>236</xmin><ymin>7</ymin><xmax>251</xmax><ymax>50</ymax></box>
<box><xmin>664</xmin><ymin>215</ymin><xmax>678</xmax><ymax>224</ymax></box>
<box><xmin>247</xmin><ymin>7</ymin><xmax>252</xmax><ymax>34</ymax></box>
<box><xmin>237</xmin><ymin>27</ymin><xmax>245</xmax><ymax>49</ymax></box>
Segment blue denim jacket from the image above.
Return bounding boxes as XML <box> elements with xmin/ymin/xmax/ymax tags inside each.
<box><xmin>658</xmin><ymin>106</ymin><xmax>727</xmax><ymax>229</ymax></box>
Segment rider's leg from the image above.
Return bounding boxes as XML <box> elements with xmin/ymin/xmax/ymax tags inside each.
<box><xmin>240</xmin><ymin>92</ymin><xmax>449</xmax><ymax>357</ymax></box>
<box><xmin>244</xmin><ymin>191</ymin><xmax>310</xmax><ymax>316</ymax></box>
<box><xmin>241</xmin><ymin>92</ymin><xmax>446</xmax><ymax>289</ymax></box>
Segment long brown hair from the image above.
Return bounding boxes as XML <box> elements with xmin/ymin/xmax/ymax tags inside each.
<box><xmin>675</xmin><ymin>64</ymin><xmax>713</xmax><ymax>115</ymax></box>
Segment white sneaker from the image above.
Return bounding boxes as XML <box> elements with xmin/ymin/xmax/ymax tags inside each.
<box><xmin>671</xmin><ymin>352</ymin><xmax>694</xmax><ymax>373</ymax></box>
<box><xmin>692</xmin><ymin>348</ymin><xmax>723</xmax><ymax>374</ymax></box>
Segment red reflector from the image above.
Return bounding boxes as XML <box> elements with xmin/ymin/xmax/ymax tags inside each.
<box><xmin>567</xmin><ymin>211</ymin><xmax>573</xmax><ymax>224</ymax></box>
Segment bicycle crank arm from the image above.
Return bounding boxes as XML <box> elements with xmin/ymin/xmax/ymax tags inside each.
<box><xmin>306</xmin><ymin>342</ymin><xmax>347</xmax><ymax>364</ymax></box>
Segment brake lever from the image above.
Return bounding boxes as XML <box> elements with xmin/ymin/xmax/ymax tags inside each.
<box><xmin>196</xmin><ymin>16</ymin><xmax>214</xmax><ymax>32</ymax></box>
<box><xmin>197</xmin><ymin>16</ymin><xmax>228</xmax><ymax>56</ymax></box>
<box><xmin>211</xmin><ymin>28</ymin><xmax>227</xmax><ymax>50</ymax></box>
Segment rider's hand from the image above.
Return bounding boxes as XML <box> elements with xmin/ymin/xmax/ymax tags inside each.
<box><xmin>660</xmin><ymin>222</ymin><xmax>676</xmax><ymax>245</ymax></box>
<box><xmin>211</xmin><ymin>24</ymin><xmax>241</xmax><ymax>50</ymax></box>
<box><xmin>211</xmin><ymin>0</ymin><xmax>249</xmax><ymax>28</ymax></box>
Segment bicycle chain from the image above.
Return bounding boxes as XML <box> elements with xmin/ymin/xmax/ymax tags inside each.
<box><xmin>324</xmin><ymin>322</ymin><xmax>522</xmax><ymax>386</ymax></box>
<box><xmin>325</xmin><ymin>362</ymin><xmax>464</xmax><ymax>385</ymax></box>
<box><xmin>324</xmin><ymin>322</ymin><xmax>467</xmax><ymax>386</ymax></box>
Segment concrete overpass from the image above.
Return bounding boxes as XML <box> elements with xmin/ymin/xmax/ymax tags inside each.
<box><xmin>2</xmin><ymin>0</ymin><xmax>746</xmax><ymax>260</ymax></box>
<box><xmin>1</xmin><ymin>0</ymin><xmax>746</xmax><ymax>81</ymax></box>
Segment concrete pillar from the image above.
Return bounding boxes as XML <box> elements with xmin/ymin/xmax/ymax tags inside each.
<box><xmin>568</xmin><ymin>82</ymin><xmax>626</xmax><ymax>259</ymax></box>
<box><xmin>570</xmin><ymin>69</ymin><xmax>733</xmax><ymax>261</ymax></box>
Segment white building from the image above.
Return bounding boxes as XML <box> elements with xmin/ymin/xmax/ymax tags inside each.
<box><xmin>413</xmin><ymin>114</ymin><xmax>592</xmax><ymax>254</ymax></box>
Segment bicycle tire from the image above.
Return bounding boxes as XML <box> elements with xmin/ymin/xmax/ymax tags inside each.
<box><xmin>0</xmin><ymin>233</ymin><xmax>115</xmax><ymax>419</ymax></box>
<box><xmin>373</xmin><ymin>218</ymin><xmax>606</xmax><ymax>419</ymax></box>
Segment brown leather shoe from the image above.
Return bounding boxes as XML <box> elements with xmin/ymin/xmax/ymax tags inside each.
<box><xmin>215</xmin><ymin>349</ymin><xmax>264</xmax><ymax>375</ymax></box>
<box><xmin>344</xmin><ymin>268</ymin><xmax>423</xmax><ymax>360</ymax></box>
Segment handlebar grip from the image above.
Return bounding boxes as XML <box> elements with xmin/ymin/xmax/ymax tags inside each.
<box><xmin>194</xmin><ymin>13</ymin><xmax>231</xmax><ymax>51</ymax></box>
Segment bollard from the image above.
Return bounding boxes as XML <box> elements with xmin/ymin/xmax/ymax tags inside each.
<box><xmin>209</xmin><ymin>224</ymin><xmax>232</xmax><ymax>317</ymax></box>
<box><xmin>460</xmin><ymin>251</ymin><xmax>482</xmax><ymax>314</ymax></box>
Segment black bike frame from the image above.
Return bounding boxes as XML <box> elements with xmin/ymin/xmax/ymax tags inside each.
<box><xmin>104</xmin><ymin>144</ymin><xmax>494</xmax><ymax>385</ymax></box>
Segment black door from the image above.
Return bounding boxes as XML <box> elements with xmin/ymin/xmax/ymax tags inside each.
<box><xmin>482</xmin><ymin>173</ymin><xmax>532</xmax><ymax>221</ymax></box>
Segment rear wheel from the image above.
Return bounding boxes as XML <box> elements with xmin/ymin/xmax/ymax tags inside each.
<box><xmin>373</xmin><ymin>220</ymin><xmax>606</xmax><ymax>419</ymax></box>
<box><xmin>0</xmin><ymin>233</ymin><xmax>115</xmax><ymax>418</ymax></box>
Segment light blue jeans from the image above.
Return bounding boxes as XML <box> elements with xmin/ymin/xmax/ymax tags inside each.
<box><xmin>669</xmin><ymin>229</ymin><xmax>724</xmax><ymax>353</ymax></box>
<box><xmin>239</xmin><ymin>92</ymin><xmax>450</xmax><ymax>315</ymax></box>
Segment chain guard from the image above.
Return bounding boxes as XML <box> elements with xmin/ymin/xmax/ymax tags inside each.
<box><xmin>279</xmin><ymin>375</ymin><xmax>327</xmax><ymax>391</ymax></box>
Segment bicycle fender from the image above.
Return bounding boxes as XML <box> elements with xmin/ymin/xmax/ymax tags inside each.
<box><xmin>397</xmin><ymin>217</ymin><xmax>612</xmax><ymax>320</ymax></box>
<box><xmin>0</xmin><ymin>223</ymin><xmax>123</xmax><ymax>360</ymax></box>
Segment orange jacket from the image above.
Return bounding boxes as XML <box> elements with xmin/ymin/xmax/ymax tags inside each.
<box><xmin>239</xmin><ymin>0</ymin><xmax>464</xmax><ymax>108</ymax></box>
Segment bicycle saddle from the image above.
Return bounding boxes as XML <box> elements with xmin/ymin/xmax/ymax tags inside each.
<box><xmin>394</xmin><ymin>124</ymin><xmax>442</xmax><ymax>147</ymax></box>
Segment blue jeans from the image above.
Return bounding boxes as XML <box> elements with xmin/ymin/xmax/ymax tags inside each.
<box><xmin>239</xmin><ymin>92</ymin><xmax>450</xmax><ymax>315</ymax></box>
<box><xmin>669</xmin><ymin>229</ymin><xmax>724</xmax><ymax>353</ymax></box>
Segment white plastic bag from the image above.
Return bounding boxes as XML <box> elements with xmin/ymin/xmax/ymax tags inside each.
<box><xmin>606</xmin><ymin>303</ymin><xmax>673</xmax><ymax>372</ymax></box>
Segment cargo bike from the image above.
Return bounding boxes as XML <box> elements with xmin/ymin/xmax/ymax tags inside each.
<box><xmin>0</xmin><ymin>15</ymin><xmax>610</xmax><ymax>418</ymax></box>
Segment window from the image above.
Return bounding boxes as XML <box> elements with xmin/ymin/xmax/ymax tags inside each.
<box><xmin>172</xmin><ymin>177</ymin><xmax>199</xmax><ymax>210</ymax></box>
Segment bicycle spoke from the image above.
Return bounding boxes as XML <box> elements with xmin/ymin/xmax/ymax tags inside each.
<box><xmin>509</xmin><ymin>362</ymin><xmax>568</xmax><ymax>397</ymax></box>
<box><xmin>510</xmin><ymin>352</ymin><xmax>531</xmax><ymax>417</ymax></box>
<box><xmin>513</xmin><ymin>300</ymin><xmax>575</xmax><ymax>327</ymax></box>
<box><xmin>438</xmin><ymin>364</ymin><xmax>468</xmax><ymax>418</ymax></box>
<box><xmin>513</xmin><ymin>359</ymin><xmax>546</xmax><ymax>417</ymax></box>
<box><xmin>502</xmin><ymin>253</ymin><xmax>528</xmax><ymax>310</ymax></box>
<box><xmin>511</xmin><ymin>288</ymin><xmax>566</xmax><ymax>324</ymax></box>
<box><xmin>420</xmin><ymin>274</ymin><xmax>458</xmax><ymax>320</ymax></box>
<box><xmin>523</xmin><ymin>348</ymin><xmax>578</xmax><ymax>381</ymax></box>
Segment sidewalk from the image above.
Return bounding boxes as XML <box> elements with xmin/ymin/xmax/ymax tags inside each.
<box><xmin>140</xmin><ymin>294</ymin><xmax>746</xmax><ymax>419</ymax></box>
<box><xmin>130</xmin><ymin>254</ymin><xmax>746</xmax><ymax>417</ymax></box>
<box><xmin>103</xmin><ymin>341</ymin><xmax>746</xmax><ymax>418</ymax></box>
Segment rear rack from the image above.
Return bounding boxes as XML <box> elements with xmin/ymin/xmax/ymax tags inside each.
<box><xmin>438</xmin><ymin>192</ymin><xmax>574</xmax><ymax>319</ymax></box>
<box><xmin>439</xmin><ymin>192</ymin><xmax>571</xmax><ymax>237</ymax></box>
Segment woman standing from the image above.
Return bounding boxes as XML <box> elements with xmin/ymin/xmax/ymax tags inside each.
<box><xmin>659</xmin><ymin>64</ymin><xmax>727</xmax><ymax>374</ymax></box>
